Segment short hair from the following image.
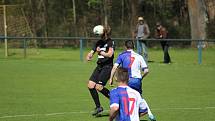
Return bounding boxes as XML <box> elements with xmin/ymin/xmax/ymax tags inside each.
<box><xmin>115</xmin><ymin>67</ymin><xmax>129</xmax><ymax>83</ymax></box>
<box><xmin>125</xmin><ymin>40</ymin><xmax>134</xmax><ymax>49</ymax></box>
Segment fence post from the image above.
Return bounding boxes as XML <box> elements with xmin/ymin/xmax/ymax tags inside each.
<box><xmin>23</xmin><ymin>38</ymin><xmax>27</xmax><ymax>58</ymax></box>
<box><xmin>197</xmin><ymin>41</ymin><xmax>202</xmax><ymax>64</ymax></box>
<box><xmin>80</xmin><ymin>38</ymin><xmax>83</xmax><ymax>61</ymax></box>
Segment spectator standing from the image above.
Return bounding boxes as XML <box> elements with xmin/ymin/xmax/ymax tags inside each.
<box><xmin>155</xmin><ymin>22</ymin><xmax>171</xmax><ymax>64</ymax></box>
<box><xmin>134</xmin><ymin>16</ymin><xmax>150</xmax><ymax>63</ymax></box>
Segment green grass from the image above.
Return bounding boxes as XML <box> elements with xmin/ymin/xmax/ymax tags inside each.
<box><xmin>0</xmin><ymin>48</ymin><xmax>215</xmax><ymax>121</ymax></box>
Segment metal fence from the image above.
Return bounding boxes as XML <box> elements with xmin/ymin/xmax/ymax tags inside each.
<box><xmin>0</xmin><ymin>36</ymin><xmax>215</xmax><ymax>64</ymax></box>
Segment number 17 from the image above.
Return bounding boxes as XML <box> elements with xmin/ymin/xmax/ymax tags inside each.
<box><xmin>122</xmin><ymin>97</ymin><xmax>135</xmax><ymax>115</ymax></box>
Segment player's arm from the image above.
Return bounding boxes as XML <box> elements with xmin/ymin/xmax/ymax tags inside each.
<box><xmin>99</xmin><ymin>47</ymin><xmax>114</xmax><ymax>57</ymax></box>
<box><xmin>86</xmin><ymin>50</ymin><xmax>95</xmax><ymax>61</ymax></box>
<box><xmin>109</xmin><ymin>64</ymin><xmax>119</xmax><ymax>86</ymax></box>
<box><xmin>140</xmin><ymin>56</ymin><xmax>149</xmax><ymax>79</ymax></box>
<box><xmin>138</xmin><ymin>93</ymin><xmax>148</xmax><ymax>117</ymax></box>
<box><xmin>86</xmin><ymin>41</ymin><xmax>99</xmax><ymax>61</ymax></box>
<box><xmin>141</xmin><ymin>67</ymin><xmax>149</xmax><ymax>79</ymax></box>
<box><xmin>109</xmin><ymin>89</ymin><xmax>119</xmax><ymax>121</ymax></box>
<box><xmin>109</xmin><ymin>106</ymin><xmax>119</xmax><ymax>121</ymax></box>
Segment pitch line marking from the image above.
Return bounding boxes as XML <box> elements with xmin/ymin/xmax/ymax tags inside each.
<box><xmin>0</xmin><ymin>106</ymin><xmax>215</xmax><ymax>119</ymax></box>
<box><xmin>205</xmin><ymin>107</ymin><xmax>215</xmax><ymax>109</ymax></box>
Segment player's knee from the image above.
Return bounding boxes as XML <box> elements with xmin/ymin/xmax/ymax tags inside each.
<box><xmin>87</xmin><ymin>81</ymin><xmax>96</xmax><ymax>89</ymax></box>
<box><xmin>95</xmin><ymin>84</ymin><xmax>103</xmax><ymax>91</ymax></box>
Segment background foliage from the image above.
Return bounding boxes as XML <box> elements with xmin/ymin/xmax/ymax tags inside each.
<box><xmin>0</xmin><ymin>0</ymin><xmax>214</xmax><ymax>47</ymax></box>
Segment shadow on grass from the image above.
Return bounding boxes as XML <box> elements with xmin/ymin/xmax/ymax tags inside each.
<box><xmin>95</xmin><ymin>112</ymin><xmax>109</xmax><ymax>118</ymax></box>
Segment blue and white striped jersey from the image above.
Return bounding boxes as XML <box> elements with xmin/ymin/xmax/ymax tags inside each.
<box><xmin>110</xmin><ymin>86</ymin><xmax>147</xmax><ymax>121</ymax></box>
<box><xmin>114</xmin><ymin>50</ymin><xmax>147</xmax><ymax>79</ymax></box>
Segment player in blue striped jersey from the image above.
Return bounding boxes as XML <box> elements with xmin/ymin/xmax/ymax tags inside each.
<box><xmin>109</xmin><ymin>67</ymin><xmax>147</xmax><ymax>121</ymax></box>
<box><xmin>109</xmin><ymin>40</ymin><xmax>156</xmax><ymax>121</ymax></box>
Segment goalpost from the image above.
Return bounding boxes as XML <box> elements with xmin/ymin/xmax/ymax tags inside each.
<box><xmin>0</xmin><ymin>4</ymin><xmax>37</xmax><ymax>58</ymax></box>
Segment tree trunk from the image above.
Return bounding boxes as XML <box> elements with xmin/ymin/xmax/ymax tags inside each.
<box><xmin>72</xmin><ymin>0</ymin><xmax>77</xmax><ymax>37</ymax></box>
<box><xmin>153</xmin><ymin>0</ymin><xmax>156</xmax><ymax>18</ymax></box>
<box><xmin>29</xmin><ymin>0</ymin><xmax>37</xmax><ymax>36</ymax></box>
<box><xmin>72</xmin><ymin>0</ymin><xmax>76</xmax><ymax>24</ymax></box>
<box><xmin>188</xmin><ymin>0</ymin><xmax>207</xmax><ymax>46</ymax></box>
<box><xmin>121</xmin><ymin>0</ymin><xmax>124</xmax><ymax>29</ymax></box>
<box><xmin>130</xmin><ymin>0</ymin><xmax>138</xmax><ymax>37</ymax></box>
<box><xmin>43</xmin><ymin>0</ymin><xmax>49</xmax><ymax>46</ymax></box>
<box><xmin>104</xmin><ymin>0</ymin><xmax>108</xmax><ymax>26</ymax></box>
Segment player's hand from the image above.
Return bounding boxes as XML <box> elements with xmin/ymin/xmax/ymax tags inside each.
<box><xmin>109</xmin><ymin>79</ymin><xmax>114</xmax><ymax>87</ymax></box>
<box><xmin>86</xmin><ymin>53</ymin><xmax>93</xmax><ymax>61</ymax></box>
<box><xmin>96</xmin><ymin>47</ymin><xmax>101</xmax><ymax>52</ymax></box>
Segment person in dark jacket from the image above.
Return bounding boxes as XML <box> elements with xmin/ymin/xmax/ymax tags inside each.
<box><xmin>155</xmin><ymin>22</ymin><xmax>171</xmax><ymax>64</ymax></box>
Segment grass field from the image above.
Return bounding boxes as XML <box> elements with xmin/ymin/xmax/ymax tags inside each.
<box><xmin>0</xmin><ymin>48</ymin><xmax>215</xmax><ymax>121</ymax></box>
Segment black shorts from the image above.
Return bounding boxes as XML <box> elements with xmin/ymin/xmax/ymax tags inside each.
<box><xmin>89</xmin><ymin>65</ymin><xmax>112</xmax><ymax>86</ymax></box>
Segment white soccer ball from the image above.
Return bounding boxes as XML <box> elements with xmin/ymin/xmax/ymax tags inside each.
<box><xmin>93</xmin><ymin>25</ymin><xmax>104</xmax><ymax>35</ymax></box>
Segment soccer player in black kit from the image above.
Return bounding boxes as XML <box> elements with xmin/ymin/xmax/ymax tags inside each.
<box><xmin>86</xmin><ymin>25</ymin><xmax>114</xmax><ymax>116</ymax></box>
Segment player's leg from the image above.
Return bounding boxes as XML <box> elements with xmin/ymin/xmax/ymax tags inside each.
<box><xmin>87</xmin><ymin>67</ymin><xmax>102</xmax><ymax>116</ymax></box>
<box><xmin>95</xmin><ymin>65</ymin><xmax>112</xmax><ymax>98</ymax></box>
<box><xmin>88</xmin><ymin>81</ymin><xmax>100</xmax><ymax>108</ymax></box>
<box><xmin>88</xmin><ymin>81</ymin><xmax>103</xmax><ymax>116</ymax></box>
<box><xmin>95</xmin><ymin>84</ymin><xmax>110</xmax><ymax>98</ymax></box>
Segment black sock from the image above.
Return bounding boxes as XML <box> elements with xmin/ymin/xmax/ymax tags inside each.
<box><xmin>89</xmin><ymin>88</ymin><xmax>100</xmax><ymax>108</ymax></box>
<box><xmin>99</xmin><ymin>87</ymin><xmax>110</xmax><ymax>99</ymax></box>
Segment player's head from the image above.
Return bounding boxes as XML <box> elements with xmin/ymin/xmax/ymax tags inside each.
<box><xmin>125</xmin><ymin>40</ymin><xmax>134</xmax><ymax>50</ymax></box>
<box><xmin>115</xmin><ymin>67</ymin><xmax>129</xmax><ymax>84</ymax></box>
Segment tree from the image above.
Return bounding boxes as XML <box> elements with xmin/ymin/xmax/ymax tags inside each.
<box><xmin>129</xmin><ymin>0</ymin><xmax>138</xmax><ymax>37</ymax></box>
<box><xmin>120</xmin><ymin>0</ymin><xmax>124</xmax><ymax>29</ymax></box>
<box><xmin>188</xmin><ymin>0</ymin><xmax>207</xmax><ymax>41</ymax></box>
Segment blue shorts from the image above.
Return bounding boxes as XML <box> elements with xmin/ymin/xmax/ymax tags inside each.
<box><xmin>128</xmin><ymin>78</ymin><xmax>142</xmax><ymax>94</ymax></box>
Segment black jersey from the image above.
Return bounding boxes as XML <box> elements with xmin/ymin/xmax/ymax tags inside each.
<box><xmin>92</xmin><ymin>38</ymin><xmax>114</xmax><ymax>66</ymax></box>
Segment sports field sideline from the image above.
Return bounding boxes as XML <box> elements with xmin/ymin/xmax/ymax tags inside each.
<box><xmin>0</xmin><ymin>48</ymin><xmax>215</xmax><ymax>121</ymax></box>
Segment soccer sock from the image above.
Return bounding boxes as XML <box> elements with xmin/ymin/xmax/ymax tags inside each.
<box><xmin>89</xmin><ymin>88</ymin><xmax>100</xmax><ymax>108</ymax></box>
<box><xmin>99</xmin><ymin>87</ymin><xmax>110</xmax><ymax>99</ymax></box>
<box><xmin>142</xmin><ymin>98</ymin><xmax>153</xmax><ymax>116</ymax></box>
